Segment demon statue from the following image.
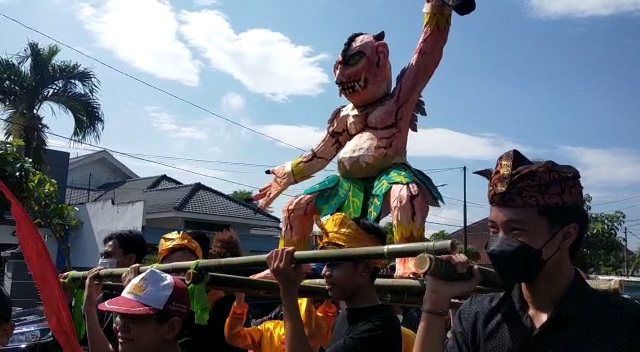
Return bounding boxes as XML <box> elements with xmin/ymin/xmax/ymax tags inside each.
<box><xmin>254</xmin><ymin>0</ymin><xmax>476</xmax><ymax>277</ymax></box>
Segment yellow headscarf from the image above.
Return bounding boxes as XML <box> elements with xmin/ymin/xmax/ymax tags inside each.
<box><xmin>157</xmin><ymin>231</ymin><xmax>203</xmax><ymax>262</ymax></box>
<box><xmin>314</xmin><ymin>213</ymin><xmax>386</xmax><ymax>267</ymax></box>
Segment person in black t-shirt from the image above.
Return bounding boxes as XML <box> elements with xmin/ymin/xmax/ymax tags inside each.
<box><xmin>415</xmin><ymin>150</ymin><xmax>640</xmax><ymax>352</ymax></box>
<box><xmin>267</xmin><ymin>213</ymin><xmax>402</xmax><ymax>352</ymax></box>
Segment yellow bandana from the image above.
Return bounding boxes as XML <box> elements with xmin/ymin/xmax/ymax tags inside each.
<box><xmin>158</xmin><ymin>231</ymin><xmax>203</xmax><ymax>262</ymax></box>
<box><xmin>315</xmin><ymin>213</ymin><xmax>386</xmax><ymax>267</ymax></box>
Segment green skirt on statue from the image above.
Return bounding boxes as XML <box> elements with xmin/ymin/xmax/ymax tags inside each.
<box><xmin>303</xmin><ymin>163</ymin><xmax>444</xmax><ymax>222</ymax></box>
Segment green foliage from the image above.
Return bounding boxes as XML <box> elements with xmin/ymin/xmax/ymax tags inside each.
<box><xmin>574</xmin><ymin>194</ymin><xmax>627</xmax><ymax>275</ymax></box>
<box><xmin>229</xmin><ymin>189</ymin><xmax>273</xmax><ymax>214</ymax></box>
<box><xmin>464</xmin><ymin>247</ymin><xmax>481</xmax><ymax>261</ymax></box>
<box><xmin>380</xmin><ymin>221</ymin><xmax>394</xmax><ymax>244</ymax></box>
<box><xmin>429</xmin><ymin>230</ymin><xmax>449</xmax><ymax>241</ymax></box>
<box><xmin>0</xmin><ymin>139</ymin><xmax>81</xmax><ymax>268</ymax></box>
<box><xmin>1</xmin><ymin>40</ymin><xmax>104</xmax><ymax>168</ymax></box>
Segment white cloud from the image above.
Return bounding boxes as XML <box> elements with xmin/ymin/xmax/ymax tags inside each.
<box><xmin>254</xmin><ymin>124</ymin><xmax>325</xmax><ymax>149</ymax></box>
<box><xmin>146</xmin><ymin>106</ymin><xmax>208</xmax><ymax>140</ymax></box>
<box><xmin>560</xmin><ymin>146</ymin><xmax>640</xmax><ymax>186</ymax></box>
<box><xmin>220</xmin><ymin>93</ymin><xmax>246</xmax><ymax>113</ymax></box>
<box><xmin>407</xmin><ymin>129</ymin><xmax>523</xmax><ymax>160</ymax></box>
<box><xmin>254</xmin><ymin>125</ymin><xmax>522</xmax><ymax>160</ymax></box>
<box><xmin>178</xmin><ymin>10</ymin><xmax>330</xmax><ymax>101</ymax></box>
<box><xmin>527</xmin><ymin>0</ymin><xmax>640</xmax><ymax>18</ymax></box>
<box><xmin>76</xmin><ymin>0</ymin><xmax>201</xmax><ymax>86</ymax></box>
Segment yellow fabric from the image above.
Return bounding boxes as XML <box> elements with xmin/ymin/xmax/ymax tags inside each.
<box><xmin>423</xmin><ymin>11</ymin><xmax>452</xmax><ymax>30</ymax></box>
<box><xmin>157</xmin><ymin>231</ymin><xmax>203</xmax><ymax>262</ymax></box>
<box><xmin>316</xmin><ymin>213</ymin><xmax>382</xmax><ymax>249</ymax></box>
<box><xmin>225</xmin><ymin>298</ymin><xmax>337</xmax><ymax>352</ymax></box>
<box><xmin>394</xmin><ymin>221</ymin><xmax>426</xmax><ymax>244</ymax></box>
<box><xmin>401</xmin><ymin>327</ymin><xmax>416</xmax><ymax>352</ymax></box>
<box><xmin>278</xmin><ymin>233</ymin><xmax>311</xmax><ymax>251</ymax></box>
<box><xmin>290</xmin><ymin>157</ymin><xmax>312</xmax><ymax>183</ymax></box>
<box><xmin>315</xmin><ymin>213</ymin><xmax>385</xmax><ymax>267</ymax></box>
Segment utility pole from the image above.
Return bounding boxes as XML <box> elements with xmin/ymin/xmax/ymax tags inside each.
<box><xmin>463</xmin><ymin>166</ymin><xmax>468</xmax><ymax>253</ymax></box>
<box><xmin>624</xmin><ymin>227</ymin><xmax>629</xmax><ymax>277</ymax></box>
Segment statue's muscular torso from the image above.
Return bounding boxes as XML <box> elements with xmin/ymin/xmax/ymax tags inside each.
<box><xmin>335</xmin><ymin>94</ymin><xmax>412</xmax><ymax>179</ymax></box>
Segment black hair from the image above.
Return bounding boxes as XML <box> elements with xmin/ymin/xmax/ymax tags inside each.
<box><xmin>184</xmin><ymin>230</ymin><xmax>211</xmax><ymax>258</ymax></box>
<box><xmin>103</xmin><ymin>230</ymin><xmax>147</xmax><ymax>264</ymax></box>
<box><xmin>537</xmin><ymin>205</ymin><xmax>589</xmax><ymax>258</ymax></box>
<box><xmin>351</xmin><ymin>218</ymin><xmax>387</xmax><ymax>282</ymax></box>
<box><xmin>340</xmin><ymin>32</ymin><xmax>365</xmax><ymax>60</ymax></box>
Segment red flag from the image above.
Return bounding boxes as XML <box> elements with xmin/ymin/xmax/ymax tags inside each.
<box><xmin>0</xmin><ymin>180</ymin><xmax>82</xmax><ymax>352</ymax></box>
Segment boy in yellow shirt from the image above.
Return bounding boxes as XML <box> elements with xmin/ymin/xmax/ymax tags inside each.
<box><xmin>225</xmin><ymin>293</ymin><xmax>337</xmax><ymax>352</ymax></box>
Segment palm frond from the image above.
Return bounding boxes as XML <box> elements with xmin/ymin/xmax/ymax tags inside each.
<box><xmin>46</xmin><ymin>90</ymin><xmax>104</xmax><ymax>143</ymax></box>
<box><xmin>47</xmin><ymin>61</ymin><xmax>101</xmax><ymax>97</ymax></box>
<box><xmin>0</xmin><ymin>58</ymin><xmax>29</xmax><ymax>108</ymax></box>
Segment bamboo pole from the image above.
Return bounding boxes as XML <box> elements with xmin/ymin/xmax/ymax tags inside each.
<box><xmin>413</xmin><ymin>253</ymin><xmax>508</xmax><ymax>289</ymax></box>
<box><xmin>97</xmin><ymin>273</ymin><xmax>427</xmax><ymax>306</ymax></box>
<box><xmin>94</xmin><ymin>275</ymin><xmax>636</xmax><ymax>306</ymax></box>
<box><xmin>303</xmin><ymin>278</ymin><xmax>500</xmax><ymax>295</ymax></box>
<box><xmin>63</xmin><ymin>241</ymin><xmax>458</xmax><ymax>281</ymax></box>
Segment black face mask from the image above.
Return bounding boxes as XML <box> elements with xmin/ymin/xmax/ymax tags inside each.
<box><xmin>485</xmin><ymin>230</ymin><xmax>562</xmax><ymax>284</ymax></box>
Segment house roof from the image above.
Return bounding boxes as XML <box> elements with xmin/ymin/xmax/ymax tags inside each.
<box><xmin>69</xmin><ymin>150</ymin><xmax>138</xmax><ymax>179</ymax></box>
<box><xmin>66</xmin><ymin>174</ymin><xmax>280</xmax><ymax>225</ymax></box>
<box><xmin>448</xmin><ymin>217</ymin><xmax>491</xmax><ymax>266</ymax></box>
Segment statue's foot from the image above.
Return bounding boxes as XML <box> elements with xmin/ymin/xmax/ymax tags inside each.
<box><xmin>251</xmin><ymin>268</ymin><xmax>275</xmax><ymax>280</ymax></box>
<box><xmin>393</xmin><ymin>257</ymin><xmax>421</xmax><ymax>278</ymax></box>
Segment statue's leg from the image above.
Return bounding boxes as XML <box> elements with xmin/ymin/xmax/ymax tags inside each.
<box><xmin>251</xmin><ymin>194</ymin><xmax>318</xmax><ymax>280</ymax></box>
<box><xmin>389</xmin><ymin>183</ymin><xmax>432</xmax><ymax>278</ymax></box>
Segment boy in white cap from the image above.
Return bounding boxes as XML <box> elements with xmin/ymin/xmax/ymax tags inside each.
<box><xmin>83</xmin><ymin>268</ymin><xmax>190</xmax><ymax>352</ymax></box>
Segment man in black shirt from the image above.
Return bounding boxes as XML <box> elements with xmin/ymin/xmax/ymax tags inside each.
<box><xmin>77</xmin><ymin>229</ymin><xmax>147</xmax><ymax>349</ymax></box>
<box><xmin>414</xmin><ymin>149</ymin><xmax>640</xmax><ymax>352</ymax></box>
<box><xmin>267</xmin><ymin>213</ymin><xmax>402</xmax><ymax>352</ymax></box>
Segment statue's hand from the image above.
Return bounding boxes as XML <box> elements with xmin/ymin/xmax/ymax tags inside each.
<box><xmin>440</xmin><ymin>0</ymin><xmax>476</xmax><ymax>16</ymax></box>
<box><xmin>253</xmin><ymin>165</ymin><xmax>292</xmax><ymax>209</ymax></box>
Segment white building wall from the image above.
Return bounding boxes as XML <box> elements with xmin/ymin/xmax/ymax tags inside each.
<box><xmin>68</xmin><ymin>200</ymin><xmax>145</xmax><ymax>268</ymax></box>
<box><xmin>0</xmin><ymin>225</ymin><xmax>57</xmax><ymax>259</ymax></box>
<box><xmin>67</xmin><ymin>160</ymin><xmax>130</xmax><ymax>188</ymax></box>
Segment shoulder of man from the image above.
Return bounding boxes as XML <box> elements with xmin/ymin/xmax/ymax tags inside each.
<box><xmin>585</xmin><ymin>289</ymin><xmax>640</xmax><ymax>323</ymax></box>
<box><xmin>454</xmin><ymin>292</ymin><xmax>507</xmax><ymax>330</ymax></box>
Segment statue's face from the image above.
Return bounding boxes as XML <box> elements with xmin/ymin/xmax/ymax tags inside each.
<box><xmin>333</xmin><ymin>32</ymin><xmax>391</xmax><ymax>107</ymax></box>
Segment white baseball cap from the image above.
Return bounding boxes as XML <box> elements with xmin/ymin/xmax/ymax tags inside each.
<box><xmin>99</xmin><ymin>269</ymin><xmax>190</xmax><ymax>320</ymax></box>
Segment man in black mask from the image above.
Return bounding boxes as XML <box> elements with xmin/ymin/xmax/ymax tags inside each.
<box><xmin>412</xmin><ymin>149</ymin><xmax>640</xmax><ymax>352</ymax></box>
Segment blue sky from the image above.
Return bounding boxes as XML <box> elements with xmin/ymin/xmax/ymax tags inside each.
<box><xmin>1</xmin><ymin>0</ymin><xmax>640</xmax><ymax>248</ymax></box>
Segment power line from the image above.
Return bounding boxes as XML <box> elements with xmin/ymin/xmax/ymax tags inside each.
<box><xmin>0</xmin><ymin>117</ymin><xmax>293</xmax><ymax>195</ymax></box>
<box><xmin>0</xmin><ymin>12</ymin><xmax>305</xmax><ymax>152</ymax></box>
<box><xmin>53</xmin><ymin>144</ymin><xmax>464</xmax><ymax>175</ymax></box>
<box><xmin>591</xmin><ymin>194</ymin><xmax>640</xmax><ymax>207</ymax></box>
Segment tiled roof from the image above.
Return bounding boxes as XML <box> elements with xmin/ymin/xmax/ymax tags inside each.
<box><xmin>65</xmin><ymin>187</ymin><xmax>105</xmax><ymax>205</ymax></box>
<box><xmin>449</xmin><ymin>217</ymin><xmax>491</xmax><ymax>266</ymax></box>
<box><xmin>66</xmin><ymin>174</ymin><xmax>280</xmax><ymax>224</ymax></box>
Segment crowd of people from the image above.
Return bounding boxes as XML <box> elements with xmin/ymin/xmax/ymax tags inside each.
<box><xmin>0</xmin><ymin>149</ymin><xmax>614</xmax><ymax>352</ymax></box>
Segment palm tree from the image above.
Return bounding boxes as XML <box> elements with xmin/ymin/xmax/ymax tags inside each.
<box><xmin>0</xmin><ymin>41</ymin><xmax>104</xmax><ymax>168</ymax></box>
